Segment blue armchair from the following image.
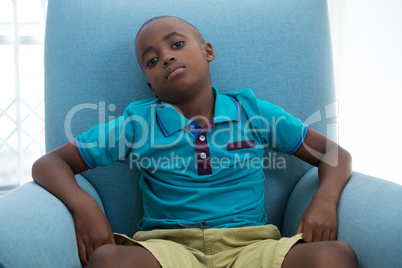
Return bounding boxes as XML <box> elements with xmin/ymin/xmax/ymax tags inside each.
<box><xmin>1</xmin><ymin>0</ymin><xmax>401</xmax><ymax>267</ymax></box>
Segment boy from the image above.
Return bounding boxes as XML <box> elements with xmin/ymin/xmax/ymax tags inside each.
<box><xmin>32</xmin><ymin>16</ymin><xmax>358</xmax><ymax>267</ymax></box>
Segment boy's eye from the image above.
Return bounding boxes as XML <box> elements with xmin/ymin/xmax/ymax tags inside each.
<box><xmin>172</xmin><ymin>41</ymin><xmax>184</xmax><ymax>49</ymax></box>
<box><xmin>147</xmin><ymin>57</ymin><xmax>157</xmax><ymax>67</ymax></box>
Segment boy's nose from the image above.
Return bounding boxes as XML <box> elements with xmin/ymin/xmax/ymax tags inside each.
<box><xmin>163</xmin><ymin>56</ymin><xmax>175</xmax><ymax>67</ymax></box>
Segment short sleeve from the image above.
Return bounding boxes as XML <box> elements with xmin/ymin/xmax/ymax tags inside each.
<box><xmin>75</xmin><ymin>109</ymin><xmax>136</xmax><ymax>168</ymax></box>
<box><xmin>256</xmin><ymin>99</ymin><xmax>308</xmax><ymax>154</ymax></box>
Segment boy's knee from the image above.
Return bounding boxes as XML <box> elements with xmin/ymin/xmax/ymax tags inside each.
<box><xmin>88</xmin><ymin>244</ymin><xmax>119</xmax><ymax>268</ymax></box>
<box><xmin>333</xmin><ymin>241</ymin><xmax>358</xmax><ymax>264</ymax></box>
<box><xmin>319</xmin><ymin>241</ymin><xmax>358</xmax><ymax>267</ymax></box>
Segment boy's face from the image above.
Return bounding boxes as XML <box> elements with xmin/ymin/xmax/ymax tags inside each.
<box><xmin>135</xmin><ymin>17</ymin><xmax>215</xmax><ymax>104</ymax></box>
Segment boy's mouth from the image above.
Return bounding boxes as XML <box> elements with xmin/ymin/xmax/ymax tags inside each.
<box><xmin>166</xmin><ymin>66</ymin><xmax>186</xmax><ymax>80</ymax></box>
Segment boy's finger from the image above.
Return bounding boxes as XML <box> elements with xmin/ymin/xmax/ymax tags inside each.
<box><xmin>111</xmin><ymin>233</ymin><xmax>116</xmax><ymax>244</ymax></box>
<box><xmin>78</xmin><ymin>242</ymin><xmax>88</xmax><ymax>266</ymax></box>
<box><xmin>302</xmin><ymin>225</ymin><xmax>313</xmax><ymax>243</ymax></box>
<box><xmin>86</xmin><ymin>242</ymin><xmax>96</xmax><ymax>263</ymax></box>
<box><xmin>295</xmin><ymin>219</ymin><xmax>304</xmax><ymax>235</ymax></box>
<box><xmin>321</xmin><ymin>228</ymin><xmax>331</xmax><ymax>241</ymax></box>
<box><xmin>312</xmin><ymin>228</ymin><xmax>323</xmax><ymax>242</ymax></box>
<box><xmin>330</xmin><ymin>229</ymin><xmax>338</xmax><ymax>241</ymax></box>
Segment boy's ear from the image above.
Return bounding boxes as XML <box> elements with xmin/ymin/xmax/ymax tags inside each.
<box><xmin>147</xmin><ymin>82</ymin><xmax>158</xmax><ymax>98</ymax></box>
<box><xmin>202</xmin><ymin>42</ymin><xmax>215</xmax><ymax>62</ymax></box>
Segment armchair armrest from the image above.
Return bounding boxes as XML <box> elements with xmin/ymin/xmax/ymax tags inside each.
<box><xmin>0</xmin><ymin>174</ymin><xmax>103</xmax><ymax>268</ymax></box>
<box><xmin>282</xmin><ymin>168</ymin><xmax>402</xmax><ymax>268</ymax></box>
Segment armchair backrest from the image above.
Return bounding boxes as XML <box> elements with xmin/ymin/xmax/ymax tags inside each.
<box><xmin>45</xmin><ymin>0</ymin><xmax>335</xmax><ymax>236</ymax></box>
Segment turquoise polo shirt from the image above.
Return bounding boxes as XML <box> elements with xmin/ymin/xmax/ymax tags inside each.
<box><xmin>75</xmin><ymin>87</ymin><xmax>307</xmax><ymax>231</ymax></box>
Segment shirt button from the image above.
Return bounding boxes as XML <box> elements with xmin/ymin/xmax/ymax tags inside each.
<box><xmin>189</xmin><ymin>125</ymin><xmax>195</xmax><ymax>130</ymax></box>
<box><xmin>199</xmin><ymin>135</ymin><xmax>206</xmax><ymax>141</ymax></box>
<box><xmin>200</xmin><ymin>152</ymin><xmax>207</xmax><ymax>159</ymax></box>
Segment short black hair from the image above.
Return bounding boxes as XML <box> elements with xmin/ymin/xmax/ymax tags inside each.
<box><xmin>135</xmin><ymin>16</ymin><xmax>205</xmax><ymax>43</ymax></box>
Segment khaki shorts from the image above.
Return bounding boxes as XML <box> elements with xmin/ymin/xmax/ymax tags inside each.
<box><xmin>114</xmin><ymin>224</ymin><xmax>303</xmax><ymax>268</ymax></box>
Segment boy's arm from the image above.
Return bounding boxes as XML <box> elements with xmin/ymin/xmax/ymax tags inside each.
<box><xmin>291</xmin><ymin>128</ymin><xmax>352</xmax><ymax>242</ymax></box>
<box><xmin>32</xmin><ymin>141</ymin><xmax>115</xmax><ymax>266</ymax></box>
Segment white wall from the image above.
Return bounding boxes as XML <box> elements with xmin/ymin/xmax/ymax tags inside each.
<box><xmin>329</xmin><ymin>0</ymin><xmax>402</xmax><ymax>184</ymax></box>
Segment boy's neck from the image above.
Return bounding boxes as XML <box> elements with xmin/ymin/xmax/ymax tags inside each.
<box><xmin>173</xmin><ymin>87</ymin><xmax>215</xmax><ymax>128</ymax></box>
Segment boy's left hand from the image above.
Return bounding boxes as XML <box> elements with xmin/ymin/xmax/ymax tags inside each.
<box><xmin>292</xmin><ymin>128</ymin><xmax>352</xmax><ymax>243</ymax></box>
<box><xmin>295</xmin><ymin>194</ymin><xmax>338</xmax><ymax>242</ymax></box>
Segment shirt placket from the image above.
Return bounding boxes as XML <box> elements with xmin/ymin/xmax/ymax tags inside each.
<box><xmin>195</xmin><ymin>129</ymin><xmax>212</xmax><ymax>175</ymax></box>
<box><xmin>194</xmin><ymin>120</ymin><xmax>215</xmax><ymax>175</ymax></box>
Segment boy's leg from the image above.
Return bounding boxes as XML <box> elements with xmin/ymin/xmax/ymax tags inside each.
<box><xmin>282</xmin><ymin>240</ymin><xmax>358</xmax><ymax>268</ymax></box>
<box><xmin>87</xmin><ymin>244</ymin><xmax>161</xmax><ymax>268</ymax></box>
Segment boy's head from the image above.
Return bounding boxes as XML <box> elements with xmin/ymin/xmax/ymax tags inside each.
<box><xmin>136</xmin><ymin>16</ymin><xmax>206</xmax><ymax>44</ymax></box>
<box><xmin>135</xmin><ymin>16</ymin><xmax>215</xmax><ymax>104</ymax></box>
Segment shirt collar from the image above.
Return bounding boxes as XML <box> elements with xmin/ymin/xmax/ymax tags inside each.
<box><xmin>155</xmin><ymin>87</ymin><xmax>240</xmax><ymax>137</ymax></box>
<box><xmin>212</xmin><ymin>87</ymin><xmax>240</xmax><ymax>124</ymax></box>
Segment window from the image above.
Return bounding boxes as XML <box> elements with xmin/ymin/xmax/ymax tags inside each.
<box><xmin>0</xmin><ymin>0</ymin><xmax>47</xmax><ymax>193</ymax></box>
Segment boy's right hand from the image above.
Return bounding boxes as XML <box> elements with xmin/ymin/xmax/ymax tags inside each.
<box><xmin>31</xmin><ymin>142</ymin><xmax>116</xmax><ymax>266</ymax></box>
<box><xmin>72</xmin><ymin>200</ymin><xmax>116</xmax><ymax>266</ymax></box>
